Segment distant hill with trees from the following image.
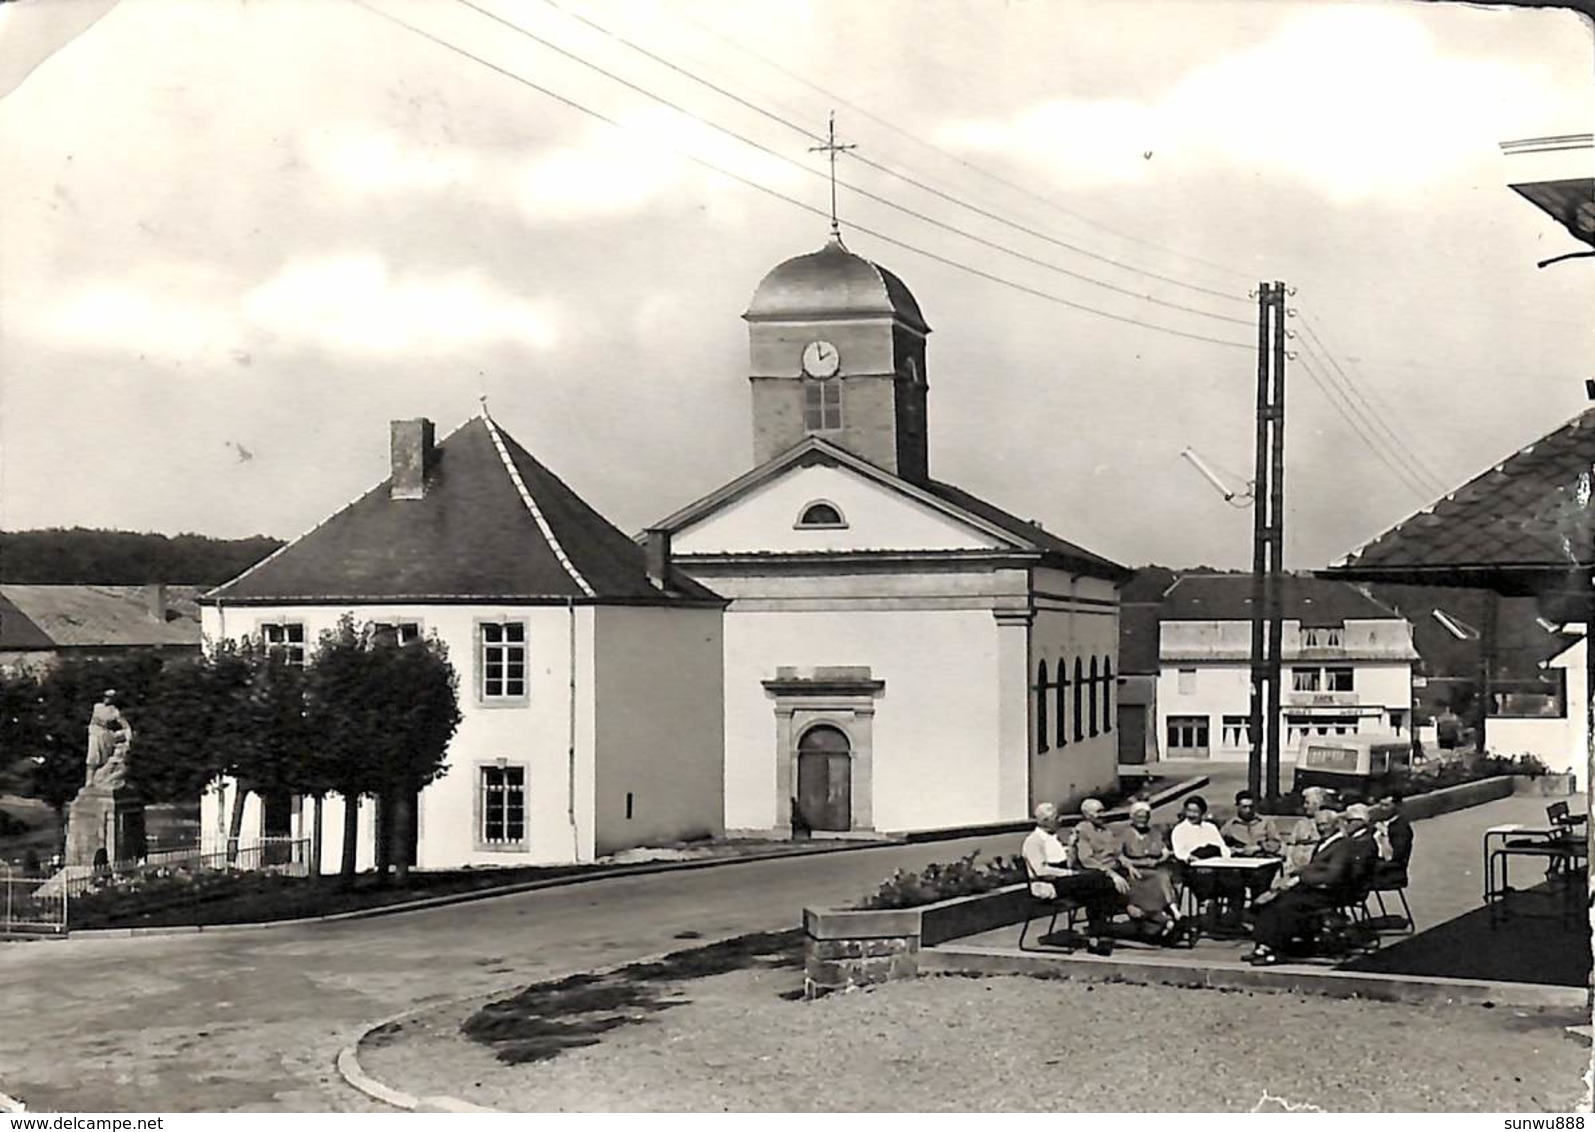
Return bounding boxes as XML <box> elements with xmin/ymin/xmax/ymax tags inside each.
<box><xmin>0</xmin><ymin>528</ymin><xmax>284</xmax><ymax>585</ymax></box>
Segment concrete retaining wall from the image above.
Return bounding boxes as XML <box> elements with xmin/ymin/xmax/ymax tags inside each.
<box><xmin>1513</xmin><ymin>774</ymin><xmax>1579</xmax><ymax>797</ymax></box>
<box><xmin>1401</xmin><ymin>776</ymin><xmax>1514</xmax><ymax>821</ymax></box>
<box><xmin>802</xmin><ymin>886</ymin><xmax>1030</xmax><ymax>993</ymax></box>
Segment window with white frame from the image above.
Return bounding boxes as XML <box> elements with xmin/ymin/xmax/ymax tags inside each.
<box><xmin>260</xmin><ymin>621</ymin><xmax>307</xmax><ymax>666</ymax></box>
<box><xmin>479</xmin><ymin>764</ymin><xmax>526</xmax><ymax>845</ymax></box>
<box><xmin>479</xmin><ymin>620</ymin><xmax>528</xmax><ymax>701</ymax></box>
<box><xmin>1221</xmin><ymin>715</ymin><xmax>1251</xmax><ymax>748</ymax></box>
<box><xmin>372</xmin><ymin>620</ymin><xmax>422</xmax><ymax>646</ymax></box>
<box><xmin>1294</xmin><ymin>666</ymin><xmax>1353</xmax><ymax>692</ymax></box>
<box><xmin>795</xmin><ymin>501</ymin><xmax>847</xmax><ymax>528</ymax></box>
<box><xmin>1301</xmin><ymin>627</ymin><xmax>1344</xmax><ymax>648</ymax></box>
<box><xmin>1177</xmin><ymin>668</ymin><xmax>1197</xmax><ymax>694</ymax></box>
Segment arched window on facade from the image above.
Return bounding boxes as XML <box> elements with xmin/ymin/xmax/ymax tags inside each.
<box><xmin>1073</xmin><ymin>657</ymin><xmax>1085</xmax><ymax>742</ymax></box>
<box><xmin>796</xmin><ymin>500</ymin><xmax>847</xmax><ymax>528</ymax></box>
<box><xmin>1088</xmin><ymin>656</ymin><xmax>1100</xmax><ymax>736</ymax></box>
<box><xmin>1102</xmin><ymin>657</ymin><xmax>1114</xmax><ymax>734</ymax></box>
<box><xmin>1055</xmin><ymin>661</ymin><xmax>1069</xmax><ymax>748</ymax></box>
<box><xmin>1035</xmin><ymin>660</ymin><xmax>1050</xmax><ymax>753</ymax></box>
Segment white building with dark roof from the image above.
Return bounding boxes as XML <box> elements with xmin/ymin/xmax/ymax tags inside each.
<box><xmin>650</xmin><ymin>237</ymin><xmax>1130</xmax><ymax>836</ymax></box>
<box><xmin>1154</xmin><ymin>574</ymin><xmax>1418</xmax><ymax>763</ymax></box>
<box><xmin>201</xmin><ymin>414</ymin><xmax>726</xmax><ymax>870</ymax></box>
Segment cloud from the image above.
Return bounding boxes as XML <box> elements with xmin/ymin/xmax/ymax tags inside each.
<box><xmin>14</xmin><ymin>255</ymin><xmax>559</xmax><ymax>359</ymax></box>
<box><xmin>302</xmin><ymin>126</ymin><xmax>478</xmax><ymax>195</ymax></box>
<box><xmin>299</xmin><ymin>108</ymin><xmax>802</xmax><ymax>224</ymax></box>
<box><xmin>942</xmin><ymin>7</ymin><xmax>1576</xmax><ymax>202</ymax></box>
<box><xmin>242</xmin><ymin>254</ymin><xmax>559</xmax><ymax>352</ymax></box>
<box><xmin>27</xmin><ymin>271</ymin><xmax>229</xmax><ymax>358</ymax></box>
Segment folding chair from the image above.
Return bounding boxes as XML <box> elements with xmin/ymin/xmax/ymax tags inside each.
<box><xmin>1018</xmin><ymin>861</ymin><xmax>1086</xmax><ymax>952</ymax></box>
<box><xmin>1368</xmin><ymin>875</ymin><xmax>1415</xmax><ymax>934</ymax></box>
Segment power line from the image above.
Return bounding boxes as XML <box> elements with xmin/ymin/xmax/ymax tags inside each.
<box><xmin>350</xmin><ymin>0</ymin><xmax>1255</xmax><ymax>352</ymax></box>
<box><xmin>530</xmin><ymin>0</ymin><xmax>1249</xmax><ymax>308</ymax></box>
<box><xmin>1293</xmin><ymin>312</ymin><xmax>1452</xmax><ymax>496</ymax></box>
<box><xmin>453</xmin><ymin>0</ymin><xmax>1253</xmax><ymax>329</ymax></box>
<box><xmin>673</xmin><ymin>6</ymin><xmax>1259</xmax><ymax>287</ymax></box>
<box><xmin>1292</xmin><ymin>349</ymin><xmax>1437</xmax><ymax>503</ymax></box>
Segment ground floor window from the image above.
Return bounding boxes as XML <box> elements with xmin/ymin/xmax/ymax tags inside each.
<box><xmin>1166</xmin><ymin>715</ymin><xmax>1210</xmax><ymax>757</ymax></box>
<box><xmin>480</xmin><ymin>764</ymin><xmax>526</xmax><ymax>846</ymax></box>
<box><xmin>1285</xmin><ymin>714</ymin><xmax>1360</xmax><ymax>746</ymax></box>
<box><xmin>1220</xmin><ymin>715</ymin><xmax>1252</xmax><ymax>748</ymax></box>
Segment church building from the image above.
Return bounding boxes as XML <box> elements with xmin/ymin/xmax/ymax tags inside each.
<box><xmin>650</xmin><ymin>237</ymin><xmax>1131</xmax><ymax>837</ymax></box>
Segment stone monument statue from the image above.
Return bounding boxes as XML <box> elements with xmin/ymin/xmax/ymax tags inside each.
<box><xmin>85</xmin><ymin>689</ymin><xmax>133</xmax><ymax>788</ymax></box>
<box><xmin>64</xmin><ymin>689</ymin><xmax>144</xmax><ymax>870</ymax></box>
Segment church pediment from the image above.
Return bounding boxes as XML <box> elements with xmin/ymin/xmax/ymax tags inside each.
<box><xmin>653</xmin><ymin>438</ymin><xmax>1028</xmax><ymax>557</ymax></box>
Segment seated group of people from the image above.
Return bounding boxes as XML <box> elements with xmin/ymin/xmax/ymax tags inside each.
<box><xmin>1020</xmin><ymin>786</ymin><xmax>1414</xmax><ymax>963</ymax></box>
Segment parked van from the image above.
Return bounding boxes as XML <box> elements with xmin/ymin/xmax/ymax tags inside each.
<box><xmin>1293</xmin><ymin>732</ymin><xmax>1414</xmax><ymax>798</ymax></box>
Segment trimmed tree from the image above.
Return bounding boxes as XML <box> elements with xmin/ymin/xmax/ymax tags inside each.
<box><xmin>302</xmin><ymin>617</ymin><xmax>459</xmax><ymax>886</ymax></box>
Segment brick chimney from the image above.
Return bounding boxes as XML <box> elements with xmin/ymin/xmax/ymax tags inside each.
<box><xmin>645</xmin><ymin>528</ymin><xmax>672</xmax><ymax>590</ymax></box>
<box><xmin>390</xmin><ymin>419</ymin><xmax>436</xmax><ymax>500</ymax></box>
<box><xmin>143</xmin><ymin>583</ymin><xmax>167</xmax><ymax>623</ymax></box>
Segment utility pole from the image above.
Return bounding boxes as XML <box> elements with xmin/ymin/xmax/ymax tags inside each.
<box><xmin>1248</xmin><ymin>286</ymin><xmax>1271</xmax><ymax>800</ymax></box>
<box><xmin>1248</xmin><ymin>282</ymin><xmax>1289</xmax><ymax>803</ymax></box>
<box><xmin>1266</xmin><ymin>281</ymin><xmax>1287</xmax><ymax>802</ymax></box>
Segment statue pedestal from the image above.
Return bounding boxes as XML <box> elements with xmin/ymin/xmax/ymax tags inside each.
<box><xmin>64</xmin><ymin>785</ymin><xmax>146</xmax><ymax>869</ymax></box>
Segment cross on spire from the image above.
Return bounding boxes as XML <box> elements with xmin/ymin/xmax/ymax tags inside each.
<box><xmin>809</xmin><ymin>110</ymin><xmax>856</xmax><ymax>241</ymax></box>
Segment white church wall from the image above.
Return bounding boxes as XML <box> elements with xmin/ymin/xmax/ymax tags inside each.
<box><xmin>721</xmin><ymin>606</ymin><xmax>1003</xmax><ymax>832</ymax></box>
<box><xmin>200</xmin><ymin>601</ymin><xmax>600</xmax><ymax>869</ymax></box>
<box><xmin>591</xmin><ymin>605</ymin><xmax>725</xmax><ymax>855</ymax></box>
<box><xmin>1029</xmin><ymin>568</ymin><xmax>1120</xmax><ymax>811</ymax></box>
<box><xmin>671</xmin><ymin>463</ymin><xmax>1003</xmax><ymax>555</ymax></box>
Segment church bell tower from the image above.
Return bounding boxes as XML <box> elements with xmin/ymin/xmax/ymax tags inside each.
<box><xmin>742</xmin><ymin>237</ymin><xmax>931</xmax><ymax>482</ymax></box>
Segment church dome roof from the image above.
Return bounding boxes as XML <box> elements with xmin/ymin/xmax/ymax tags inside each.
<box><xmin>744</xmin><ymin>237</ymin><xmax>929</xmax><ymax>333</ymax></box>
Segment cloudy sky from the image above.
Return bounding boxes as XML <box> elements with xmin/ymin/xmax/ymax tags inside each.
<box><xmin>1</xmin><ymin>0</ymin><xmax>1590</xmax><ymax>571</ymax></box>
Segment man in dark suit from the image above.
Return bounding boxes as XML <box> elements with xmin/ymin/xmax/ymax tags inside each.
<box><xmin>1371</xmin><ymin>792</ymin><xmax>1414</xmax><ymax>887</ymax></box>
<box><xmin>1245</xmin><ymin>804</ymin><xmax>1379</xmax><ymax>964</ymax></box>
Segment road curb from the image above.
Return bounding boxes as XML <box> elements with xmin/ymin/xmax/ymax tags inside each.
<box><xmin>335</xmin><ymin>928</ymin><xmax>780</xmax><ymax>1112</ymax></box>
<box><xmin>69</xmin><ymin>779</ymin><xmax>1210</xmax><ymax>938</ymax></box>
<box><xmin>922</xmin><ymin>943</ymin><xmax>1591</xmax><ymax>1009</ymax></box>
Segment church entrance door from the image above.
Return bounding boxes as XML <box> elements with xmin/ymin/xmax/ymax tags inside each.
<box><xmin>796</xmin><ymin>724</ymin><xmax>851</xmax><ymax>832</ymax></box>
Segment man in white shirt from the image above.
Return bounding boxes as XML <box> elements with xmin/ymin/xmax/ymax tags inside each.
<box><xmin>1020</xmin><ymin>802</ymin><xmax>1123</xmax><ymax>955</ymax></box>
<box><xmin>1170</xmin><ymin>795</ymin><xmax>1243</xmax><ymax>926</ymax></box>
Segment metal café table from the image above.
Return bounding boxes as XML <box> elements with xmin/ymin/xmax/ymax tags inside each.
<box><xmin>1483</xmin><ymin>823</ymin><xmax>1589</xmax><ymax>929</ymax></box>
<box><xmin>1180</xmin><ymin>856</ymin><xmax>1283</xmax><ymax>940</ymax></box>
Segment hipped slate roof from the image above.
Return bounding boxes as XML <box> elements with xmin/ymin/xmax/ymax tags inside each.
<box><xmin>206</xmin><ymin>416</ymin><xmax>722</xmax><ymax>606</ymax></box>
<box><xmin>1160</xmin><ymin>573</ymin><xmax>1400</xmax><ymax>626</ymax></box>
<box><xmin>0</xmin><ymin>585</ymin><xmax>203</xmax><ymax>650</ymax></box>
<box><xmin>1331</xmin><ymin>409</ymin><xmax>1595</xmax><ymax>578</ymax></box>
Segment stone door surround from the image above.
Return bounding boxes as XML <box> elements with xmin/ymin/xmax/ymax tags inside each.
<box><xmin>763</xmin><ymin>665</ymin><xmax>886</xmax><ymax>837</ymax></box>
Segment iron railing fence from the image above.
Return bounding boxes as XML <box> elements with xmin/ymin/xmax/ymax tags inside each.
<box><xmin>0</xmin><ymin>870</ymin><xmax>67</xmax><ymax>936</ymax></box>
<box><xmin>55</xmin><ymin>836</ymin><xmax>311</xmax><ymax>898</ymax></box>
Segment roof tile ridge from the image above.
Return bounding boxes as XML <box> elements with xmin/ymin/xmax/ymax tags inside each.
<box><xmin>482</xmin><ymin>412</ymin><xmax>595</xmax><ymax>599</ymax></box>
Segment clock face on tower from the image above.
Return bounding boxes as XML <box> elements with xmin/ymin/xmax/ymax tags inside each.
<box><xmin>801</xmin><ymin>340</ymin><xmax>840</xmax><ymax>378</ymax></box>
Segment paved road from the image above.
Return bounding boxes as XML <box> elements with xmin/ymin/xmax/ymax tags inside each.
<box><xmin>0</xmin><ymin>831</ymin><xmax>1025</xmax><ymax>1112</ymax></box>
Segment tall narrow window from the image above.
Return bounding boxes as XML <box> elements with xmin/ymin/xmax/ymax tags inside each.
<box><xmin>260</xmin><ymin>621</ymin><xmax>307</xmax><ymax>666</ymax></box>
<box><xmin>1073</xmin><ymin>657</ymin><xmax>1085</xmax><ymax>742</ymax></box>
<box><xmin>1088</xmin><ymin>657</ymin><xmax>1099</xmax><ymax>736</ymax></box>
<box><xmin>480</xmin><ymin>621</ymin><xmax>528</xmax><ymax>701</ymax></box>
<box><xmin>480</xmin><ymin>765</ymin><xmax>526</xmax><ymax>845</ymax></box>
<box><xmin>1035</xmin><ymin>660</ymin><xmax>1050</xmax><ymax>753</ymax></box>
<box><xmin>1055</xmin><ymin>664</ymin><xmax>1069</xmax><ymax>748</ymax></box>
<box><xmin>803</xmin><ymin>376</ymin><xmax>842</xmax><ymax>431</ymax></box>
<box><xmin>1102</xmin><ymin>657</ymin><xmax>1113</xmax><ymax>733</ymax></box>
